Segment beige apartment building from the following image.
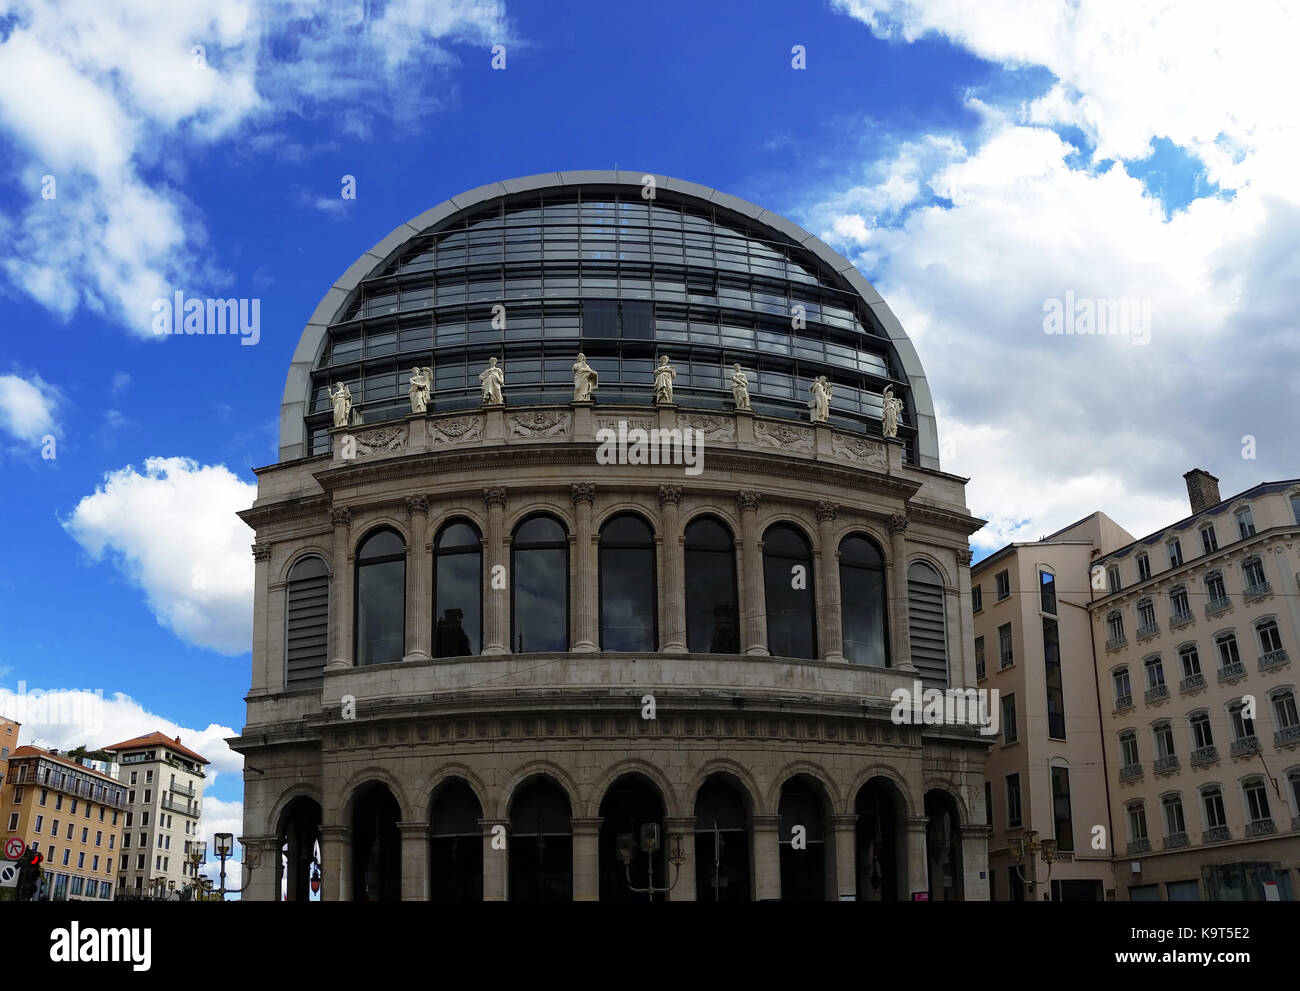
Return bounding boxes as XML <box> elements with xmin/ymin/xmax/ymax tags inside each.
<box><xmin>0</xmin><ymin>746</ymin><xmax>127</xmax><ymax>900</ymax></box>
<box><xmin>973</xmin><ymin>512</ymin><xmax>1132</xmax><ymax>900</ymax></box>
<box><xmin>0</xmin><ymin>716</ymin><xmax>18</xmax><ymax>788</ymax></box>
<box><xmin>1090</xmin><ymin>471</ymin><xmax>1300</xmax><ymax>900</ymax></box>
<box><xmin>103</xmin><ymin>732</ymin><xmax>208</xmax><ymax>896</ymax></box>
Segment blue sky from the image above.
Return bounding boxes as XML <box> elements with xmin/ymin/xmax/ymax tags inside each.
<box><xmin>1</xmin><ymin>0</ymin><xmax>1296</xmax><ymax>871</ymax></box>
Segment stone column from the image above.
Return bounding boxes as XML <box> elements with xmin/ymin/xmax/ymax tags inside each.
<box><xmin>831</xmin><ymin>814</ymin><xmax>857</xmax><ymax>901</ymax></box>
<box><xmin>397</xmin><ymin>821</ymin><xmax>429</xmax><ymax>901</ymax></box>
<box><xmin>237</xmin><ymin>835</ymin><xmax>279</xmax><ymax>902</ymax></box>
<box><xmin>571</xmin><ymin>816</ymin><xmax>601</xmax><ymax>901</ymax></box>
<box><xmin>889</xmin><ymin>514</ymin><xmax>915</xmax><ymax>672</ymax></box>
<box><xmin>737</xmin><ymin>491</ymin><xmax>769</xmax><ymax>656</ymax></box>
<box><xmin>480</xmin><ymin>818</ymin><xmax>509</xmax><ymax>901</ymax></box>
<box><xmin>664</xmin><ymin>817</ymin><xmax>695</xmax><ymax>901</ymax></box>
<box><xmin>571</xmin><ymin>483</ymin><xmax>598</xmax><ymax>652</ymax></box>
<box><xmin>752</xmin><ymin>814</ymin><xmax>782</xmax><ymax>900</ymax></box>
<box><xmin>960</xmin><ymin>824</ymin><xmax>991</xmax><ymax>901</ymax></box>
<box><xmin>326</xmin><ymin>508</ymin><xmax>353</xmax><ymax>669</ymax></box>
<box><xmin>482</xmin><ymin>487</ymin><xmax>508</xmax><ymax>654</ymax></box>
<box><xmin>659</xmin><ymin>485</ymin><xmax>687</xmax><ymax>653</ymax></box>
<box><xmin>904</xmin><ymin>816</ymin><xmax>930</xmax><ymax>899</ymax></box>
<box><xmin>284</xmin><ymin>824</ymin><xmax>301</xmax><ymax>902</ymax></box>
<box><xmin>955</xmin><ymin>547</ymin><xmax>975</xmax><ymax>686</ymax></box>
<box><xmin>404</xmin><ymin>496</ymin><xmax>431</xmax><ymax>661</ymax></box>
<box><xmin>816</xmin><ymin>502</ymin><xmax>845</xmax><ymax>663</ymax></box>
<box><xmin>319</xmin><ymin>824</ymin><xmax>353</xmax><ymax>902</ymax></box>
<box><xmin>251</xmin><ymin>544</ymin><xmax>274</xmax><ymax>692</ymax></box>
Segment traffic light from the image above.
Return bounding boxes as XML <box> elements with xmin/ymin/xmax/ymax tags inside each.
<box><xmin>18</xmin><ymin>846</ymin><xmax>43</xmax><ymax>900</ymax></box>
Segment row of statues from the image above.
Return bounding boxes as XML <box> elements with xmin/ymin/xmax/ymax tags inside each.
<box><xmin>330</xmin><ymin>356</ymin><xmax>902</xmax><ymax>438</ymax></box>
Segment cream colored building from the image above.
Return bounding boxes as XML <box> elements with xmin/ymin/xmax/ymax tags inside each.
<box><xmin>1090</xmin><ymin>470</ymin><xmax>1300</xmax><ymax>900</ymax></box>
<box><xmin>102</xmin><ymin>732</ymin><xmax>208</xmax><ymax>896</ymax></box>
<box><xmin>973</xmin><ymin>512</ymin><xmax>1133</xmax><ymax>900</ymax></box>
<box><xmin>232</xmin><ymin>172</ymin><xmax>991</xmax><ymax>902</ymax></box>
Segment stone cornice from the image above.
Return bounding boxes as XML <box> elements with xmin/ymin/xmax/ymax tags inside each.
<box><xmin>237</xmin><ymin>492</ymin><xmax>330</xmax><ymax>530</ymax></box>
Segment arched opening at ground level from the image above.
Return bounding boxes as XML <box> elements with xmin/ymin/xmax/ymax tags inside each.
<box><xmin>278</xmin><ymin>796</ymin><xmax>322</xmax><ymax>903</ymax></box>
<box><xmin>508</xmin><ymin>776</ymin><xmax>573</xmax><ymax>901</ymax></box>
<box><xmin>694</xmin><ymin>774</ymin><xmax>752</xmax><ymax>902</ymax></box>
<box><xmin>598</xmin><ymin>774</ymin><xmax>668</xmax><ymax>901</ymax></box>
<box><xmin>855</xmin><ymin>778</ymin><xmax>904</xmax><ymax>902</ymax></box>
<box><xmin>430</xmin><ymin>779</ymin><xmax>483</xmax><ymax>902</ymax></box>
<box><xmin>925</xmin><ymin>789</ymin><xmax>964</xmax><ymax>901</ymax></box>
<box><xmin>351</xmin><ymin>783</ymin><xmax>401</xmax><ymax>902</ymax></box>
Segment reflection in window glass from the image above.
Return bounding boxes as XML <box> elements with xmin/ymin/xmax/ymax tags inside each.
<box><xmin>434</xmin><ymin>521</ymin><xmax>481</xmax><ymax>657</ymax></box>
<box><xmin>600</xmin><ymin>515</ymin><xmax>657</xmax><ymax>651</ymax></box>
<box><xmin>685</xmin><ymin>517</ymin><xmax>739</xmax><ymax>653</ymax></box>
<box><xmin>764</xmin><ymin>524</ymin><xmax>816</xmax><ymax>659</ymax></box>
<box><xmin>356</xmin><ymin>529</ymin><xmax>406</xmax><ymax>665</ymax></box>
<box><xmin>840</xmin><ymin>535</ymin><xmax>888</xmax><ymax>666</ymax></box>
<box><xmin>512</xmin><ymin>516</ymin><xmax>568</xmax><ymax>652</ymax></box>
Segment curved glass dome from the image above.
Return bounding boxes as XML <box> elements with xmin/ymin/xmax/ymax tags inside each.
<box><xmin>281</xmin><ymin>172</ymin><xmax>939</xmax><ymax>468</ymax></box>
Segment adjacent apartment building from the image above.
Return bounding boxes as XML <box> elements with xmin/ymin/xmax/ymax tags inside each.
<box><xmin>974</xmin><ymin>512</ymin><xmax>1133</xmax><ymax>900</ymax></box>
<box><xmin>1091</xmin><ymin>471</ymin><xmax>1300</xmax><ymax>900</ymax></box>
<box><xmin>102</xmin><ymin>732</ymin><xmax>208</xmax><ymax>895</ymax></box>
<box><xmin>0</xmin><ymin>716</ymin><xmax>18</xmax><ymax>788</ymax></box>
<box><xmin>0</xmin><ymin>746</ymin><xmax>128</xmax><ymax>900</ymax></box>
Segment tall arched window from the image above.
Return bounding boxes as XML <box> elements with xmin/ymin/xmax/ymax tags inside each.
<box><xmin>840</xmin><ymin>534</ymin><xmax>888</xmax><ymax>667</ymax></box>
<box><xmin>684</xmin><ymin>516</ymin><xmax>739</xmax><ymax>653</ymax></box>
<box><xmin>434</xmin><ymin>520</ymin><xmax>482</xmax><ymax>657</ymax></box>
<box><xmin>908</xmin><ymin>561</ymin><xmax>948</xmax><ymax>686</ymax></box>
<box><xmin>763</xmin><ymin>524</ymin><xmax>816</xmax><ymax>659</ymax></box>
<box><xmin>511</xmin><ymin>515</ymin><xmax>568</xmax><ymax>652</ymax></box>
<box><xmin>355</xmin><ymin>529</ymin><xmax>405</xmax><ymax>665</ymax></box>
<box><xmin>286</xmin><ymin>556</ymin><xmax>329</xmax><ymax>689</ymax></box>
<box><xmin>599</xmin><ymin>514</ymin><xmax>657</xmax><ymax>651</ymax></box>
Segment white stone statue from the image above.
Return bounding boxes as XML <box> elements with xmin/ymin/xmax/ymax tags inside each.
<box><xmin>479</xmin><ymin>357</ymin><xmax>505</xmax><ymax>405</ymax></box>
<box><xmin>330</xmin><ymin>381</ymin><xmax>353</xmax><ymax>428</ymax></box>
<box><xmin>881</xmin><ymin>385</ymin><xmax>903</xmax><ymax>439</ymax></box>
<box><xmin>807</xmin><ymin>375</ymin><xmax>832</xmax><ymax>423</ymax></box>
<box><xmin>731</xmin><ymin>363</ymin><xmax>751</xmax><ymax>411</ymax></box>
<box><xmin>572</xmin><ymin>352</ymin><xmax>598</xmax><ymax>402</ymax></box>
<box><xmin>408</xmin><ymin>366</ymin><xmax>432</xmax><ymax>414</ymax></box>
<box><xmin>653</xmin><ymin>354</ymin><xmax>676</xmax><ymax>405</ymax></box>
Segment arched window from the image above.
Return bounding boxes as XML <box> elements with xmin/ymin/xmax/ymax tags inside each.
<box><xmin>511</xmin><ymin>515</ymin><xmax>569</xmax><ymax>652</ymax></box>
<box><xmin>599</xmin><ymin>514</ymin><xmax>657</xmax><ymax>651</ymax></box>
<box><xmin>763</xmin><ymin>524</ymin><xmax>816</xmax><ymax>659</ymax></box>
<box><xmin>840</xmin><ymin>534</ymin><xmax>889</xmax><ymax>667</ymax></box>
<box><xmin>355</xmin><ymin>529</ymin><xmax>405</xmax><ymax>665</ymax></box>
<box><xmin>285</xmin><ymin>556</ymin><xmax>329</xmax><ymax>689</ymax></box>
<box><xmin>684</xmin><ymin>516</ymin><xmax>739</xmax><ymax>653</ymax></box>
<box><xmin>434</xmin><ymin>520</ymin><xmax>481</xmax><ymax>657</ymax></box>
<box><xmin>908</xmin><ymin>561</ymin><xmax>948</xmax><ymax>686</ymax></box>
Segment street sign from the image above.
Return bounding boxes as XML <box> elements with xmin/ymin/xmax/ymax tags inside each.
<box><xmin>4</xmin><ymin>837</ymin><xmax>23</xmax><ymax>860</ymax></box>
<box><xmin>0</xmin><ymin>862</ymin><xmax>19</xmax><ymax>887</ymax></box>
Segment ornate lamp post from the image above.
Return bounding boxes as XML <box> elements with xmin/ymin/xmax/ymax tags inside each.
<box><xmin>617</xmin><ymin>824</ymin><xmax>686</xmax><ymax>901</ymax></box>
<box><xmin>213</xmin><ymin>833</ymin><xmax>234</xmax><ymax>901</ymax></box>
<box><xmin>1007</xmin><ymin>830</ymin><xmax>1057</xmax><ymax>900</ymax></box>
<box><xmin>184</xmin><ymin>841</ymin><xmax>207</xmax><ymax>901</ymax></box>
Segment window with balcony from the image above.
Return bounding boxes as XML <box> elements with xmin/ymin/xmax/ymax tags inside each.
<box><xmin>1271</xmin><ymin>690</ymin><xmax>1298</xmax><ymax>741</ymax></box>
<box><xmin>1191</xmin><ymin>710</ymin><xmax>1215</xmax><ymax>750</ymax></box>
<box><xmin>1113</xmin><ymin>667</ymin><xmax>1132</xmax><ymax>708</ymax></box>
<box><xmin>1235</xmin><ymin>507</ymin><xmax>1256</xmax><ymax>539</ymax></box>
<box><xmin>1145</xmin><ymin>655</ymin><xmax>1166</xmax><ymax>690</ymax></box>
<box><xmin>1107</xmin><ymin>565</ymin><xmax>1121</xmax><ymax>594</ymax></box>
<box><xmin>1243</xmin><ymin>778</ymin><xmax>1271</xmax><ymax>825</ymax></box>
<box><xmin>1154</xmin><ymin>721</ymin><xmax>1176</xmax><ymax>760</ymax></box>
<box><xmin>1229</xmin><ymin>700</ymin><xmax>1256</xmax><ymax>745</ymax></box>
<box><xmin>1126</xmin><ymin>802</ymin><xmax>1149</xmax><ymax>852</ymax></box>
<box><xmin>1168</xmin><ymin>539</ymin><xmax>1183</xmax><ymax>568</ymax></box>
<box><xmin>1216</xmin><ymin>632</ymin><xmax>1242</xmax><ymax>670</ymax></box>
<box><xmin>1137</xmin><ymin>598</ymin><xmax>1157</xmax><ymax>637</ymax></box>
<box><xmin>1204</xmin><ymin>571</ymin><xmax>1228</xmax><ymax>612</ymax></box>
<box><xmin>1202</xmin><ymin>786</ymin><xmax>1227</xmax><ymax>828</ymax></box>
<box><xmin>1257</xmin><ymin>618</ymin><xmax>1284</xmax><ymax>657</ymax></box>
<box><xmin>1120</xmin><ymin>730</ymin><xmax>1140</xmax><ymax>767</ymax></box>
<box><xmin>1137</xmin><ymin>553</ymin><xmax>1151</xmax><ymax>581</ymax></box>
<box><xmin>1162</xmin><ymin>793</ymin><xmax>1186</xmax><ymax>839</ymax></box>
<box><xmin>1179</xmin><ymin>644</ymin><xmax>1201</xmax><ymax>678</ymax></box>
<box><xmin>1107</xmin><ymin>611</ymin><xmax>1125</xmax><ymax>647</ymax></box>
<box><xmin>1242</xmin><ymin>556</ymin><xmax>1267</xmax><ymax>594</ymax></box>
<box><xmin>1169</xmin><ymin>585</ymin><xmax>1191</xmax><ymax>623</ymax></box>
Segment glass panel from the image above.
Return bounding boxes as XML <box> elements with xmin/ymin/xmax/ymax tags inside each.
<box><xmin>435</xmin><ymin>523</ymin><xmax>481</xmax><ymax>657</ymax></box>
<box><xmin>685</xmin><ymin>518</ymin><xmax>739</xmax><ymax>653</ymax></box>
<box><xmin>600</xmin><ymin>515</ymin><xmax>656</xmax><ymax>651</ymax></box>
<box><xmin>840</xmin><ymin>535</ymin><xmax>887</xmax><ymax>667</ymax></box>
<box><xmin>764</xmin><ymin>525</ymin><xmax>816</xmax><ymax>659</ymax></box>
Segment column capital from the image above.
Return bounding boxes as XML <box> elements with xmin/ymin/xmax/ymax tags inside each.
<box><xmin>329</xmin><ymin>506</ymin><xmax>352</xmax><ymax>528</ymax></box>
<box><xmin>570</xmin><ymin>482</ymin><xmax>597</xmax><ymax>507</ymax></box>
<box><xmin>405</xmin><ymin>495</ymin><xmax>429</xmax><ymax>517</ymax></box>
<box><xmin>483</xmin><ymin>486</ymin><xmax>508</xmax><ymax>509</ymax></box>
<box><xmin>251</xmin><ymin>543</ymin><xmax>272</xmax><ymax>562</ymax></box>
<box><xmin>396</xmin><ymin>821</ymin><xmax>430</xmax><ymax>837</ymax></box>
<box><xmin>663</xmin><ymin>816</ymin><xmax>695</xmax><ymax>832</ymax></box>
<box><xmin>477</xmin><ymin>817</ymin><xmax>510</xmax><ymax>831</ymax></box>
<box><xmin>657</xmin><ymin>484</ymin><xmax>683</xmax><ymax>508</ymax></box>
<box><xmin>815</xmin><ymin>500</ymin><xmax>839</xmax><ymax>523</ymax></box>
<box><xmin>829</xmin><ymin>814</ymin><xmax>859</xmax><ymax>828</ymax></box>
<box><xmin>959</xmin><ymin>823</ymin><xmax>992</xmax><ymax>837</ymax></box>
<box><xmin>736</xmin><ymin>489</ymin><xmax>761</xmax><ymax>513</ymax></box>
<box><xmin>751</xmin><ymin>814</ymin><xmax>781</xmax><ymax>830</ymax></box>
<box><xmin>569</xmin><ymin>816</ymin><xmax>603</xmax><ymax>835</ymax></box>
<box><xmin>888</xmin><ymin>513</ymin><xmax>909</xmax><ymax>535</ymax></box>
<box><xmin>903</xmin><ymin>816</ymin><xmax>931</xmax><ymax>832</ymax></box>
<box><xmin>956</xmin><ymin>547</ymin><xmax>974</xmax><ymax>566</ymax></box>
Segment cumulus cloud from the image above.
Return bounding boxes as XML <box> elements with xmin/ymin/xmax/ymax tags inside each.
<box><xmin>0</xmin><ymin>0</ymin><xmax>511</xmax><ymax>335</ymax></box>
<box><xmin>61</xmin><ymin>457</ymin><xmax>257</xmax><ymax>654</ymax></box>
<box><xmin>0</xmin><ymin>372</ymin><xmax>62</xmax><ymax>444</ymax></box>
<box><xmin>814</xmin><ymin>1</ymin><xmax>1300</xmax><ymax>549</ymax></box>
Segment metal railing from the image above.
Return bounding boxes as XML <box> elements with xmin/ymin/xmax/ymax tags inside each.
<box><xmin>1202</xmin><ymin>825</ymin><xmax>1231</xmax><ymax>844</ymax></box>
<box><xmin>1191</xmin><ymin>745</ymin><xmax>1218</xmax><ymax>767</ymax></box>
<box><xmin>1180</xmin><ymin>673</ymin><xmax>1205</xmax><ymax>693</ymax></box>
<box><xmin>1119</xmin><ymin>763</ymin><xmax>1143</xmax><ymax>782</ymax></box>
<box><xmin>1230</xmin><ymin>735</ymin><xmax>1259</xmax><ymax>758</ymax></box>
<box><xmin>1260</xmin><ymin>649</ymin><xmax>1289</xmax><ymax>672</ymax></box>
<box><xmin>1217</xmin><ymin>662</ymin><xmax>1246</xmax><ymax>683</ymax></box>
<box><xmin>1154</xmin><ymin>754</ymin><xmax>1180</xmax><ymax>774</ymax></box>
<box><xmin>1243</xmin><ymin>581</ymin><xmax>1272</xmax><ymax>601</ymax></box>
<box><xmin>1163</xmin><ymin>832</ymin><xmax>1189</xmax><ymax>850</ymax></box>
<box><xmin>1205</xmin><ymin>596</ymin><xmax>1231</xmax><ymax>617</ymax></box>
<box><xmin>1145</xmin><ymin>685</ymin><xmax>1169</xmax><ymax>704</ymax></box>
<box><xmin>1126</xmin><ymin>838</ymin><xmax>1151</xmax><ymax>855</ymax></box>
<box><xmin>1137</xmin><ymin>622</ymin><xmax>1160</xmax><ymax>640</ymax></box>
<box><xmin>1170</xmin><ymin>610</ymin><xmax>1194</xmax><ymax>628</ymax></box>
<box><xmin>1245</xmin><ymin>819</ymin><xmax>1275</xmax><ymax>838</ymax></box>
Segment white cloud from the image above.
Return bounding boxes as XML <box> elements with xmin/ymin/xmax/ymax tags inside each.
<box><xmin>0</xmin><ymin>372</ymin><xmax>62</xmax><ymax>444</ymax></box>
<box><xmin>110</xmin><ymin>372</ymin><xmax>132</xmax><ymax>397</ymax></box>
<box><xmin>0</xmin><ymin>0</ymin><xmax>510</xmax><ymax>335</ymax></box>
<box><xmin>61</xmin><ymin>457</ymin><xmax>256</xmax><ymax>654</ymax></box>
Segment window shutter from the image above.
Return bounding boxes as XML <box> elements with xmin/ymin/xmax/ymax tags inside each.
<box><xmin>286</xmin><ymin>558</ymin><xmax>329</xmax><ymax>689</ymax></box>
<box><xmin>907</xmin><ymin>562</ymin><xmax>948</xmax><ymax>687</ymax></box>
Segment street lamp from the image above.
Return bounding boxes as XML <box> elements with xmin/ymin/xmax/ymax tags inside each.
<box><xmin>1007</xmin><ymin>830</ymin><xmax>1057</xmax><ymax>900</ymax></box>
<box><xmin>185</xmin><ymin>841</ymin><xmax>207</xmax><ymax>901</ymax></box>
<box><xmin>617</xmin><ymin>824</ymin><xmax>686</xmax><ymax>901</ymax></box>
<box><xmin>213</xmin><ymin>833</ymin><xmax>234</xmax><ymax>901</ymax></box>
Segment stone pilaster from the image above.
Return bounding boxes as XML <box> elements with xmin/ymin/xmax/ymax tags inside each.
<box><xmin>831</xmin><ymin>814</ymin><xmax>857</xmax><ymax>901</ymax></box>
<box><xmin>326</xmin><ymin>508</ymin><xmax>353</xmax><ymax>669</ymax></box>
<box><xmin>482</xmin><ymin>487</ymin><xmax>509</xmax><ymax>654</ymax></box>
<box><xmin>889</xmin><ymin>514</ymin><xmax>914</xmax><ymax>672</ymax></box>
<box><xmin>904</xmin><ymin>816</ymin><xmax>930</xmax><ymax>899</ymax></box>
<box><xmin>251</xmin><ymin>544</ymin><xmax>274</xmax><ymax>693</ymax></box>
<box><xmin>955</xmin><ymin>547</ymin><xmax>975</xmax><ymax>686</ymax></box>
<box><xmin>658</xmin><ymin>485</ymin><xmax>687</xmax><ymax>653</ymax></box>
<box><xmin>960</xmin><ymin>823</ymin><xmax>991</xmax><ymax>901</ymax></box>
<box><xmin>237</xmin><ymin>834</ymin><xmax>278</xmax><ymax>902</ymax></box>
<box><xmin>737</xmin><ymin>490</ymin><xmax>768</xmax><ymax>656</ymax></box>
<box><xmin>480</xmin><ymin>818</ymin><xmax>509</xmax><ymax>901</ymax></box>
<box><xmin>752</xmin><ymin>814</ymin><xmax>781</xmax><ymax>900</ymax></box>
<box><xmin>404</xmin><ymin>496</ymin><xmax>431</xmax><ymax>661</ymax></box>
<box><xmin>571</xmin><ymin>816</ymin><xmax>601</xmax><ymax>901</ymax></box>
<box><xmin>319</xmin><ymin>824</ymin><xmax>352</xmax><ymax>901</ymax></box>
<box><xmin>816</xmin><ymin>502</ymin><xmax>845</xmax><ymax>663</ymax></box>
<box><xmin>397</xmin><ymin>821</ymin><xmax>429</xmax><ymax>901</ymax></box>
<box><xmin>571</xmin><ymin>483</ymin><xmax>598</xmax><ymax>652</ymax></box>
<box><xmin>664</xmin><ymin>817</ymin><xmax>695</xmax><ymax>901</ymax></box>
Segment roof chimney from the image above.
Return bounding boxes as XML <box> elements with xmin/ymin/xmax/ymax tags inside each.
<box><xmin>1183</xmin><ymin>469</ymin><xmax>1221</xmax><ymax>515</ymax></box>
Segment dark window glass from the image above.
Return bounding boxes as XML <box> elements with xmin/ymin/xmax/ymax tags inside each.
<box><xmin>599</xmin><ymin>514</ymin><xmax>657</xmax><ymax>651</ymax></box>
<box><xmin>763</xmin><ymin>524</ymin><xmax>816</xmax><ymax>659</ymax></box>
<box><xmin>778</xmin><ymin>778</ymin><xmax>826</xmax><ymax>901</ymax></box>
<box><xmin>1040</xmin><ymin>571</ymin><xmax>1056</xmax><ymax>614</ymax></box>
<box><xmin>430</xmin><ymin>781</ymin><xmax>484</xmax><ymax>902</ymax></box>
<box><xmin>840</xmin><ymin>534</ymin><xmax>888</xmax><ymax>667</ymax></box>
<box><xmin>355</xmin><ymin>529</ymin><xmax>405</xmax><ymax>665</ymax></box>
<box><xmin>1044</xmin><ymin>618</ymin><xmax>1066</xmax><ymax>739</ymax></box>
<box><xmin>512</xmin><ymin>515</ymin><xmax>569</xmax><ymax>652</ymax></box>
<box><xmin>286</xmin><ymin>556</ymin><xmax>329</xmax><ymax>689</ymax></box>
<box><xmin>582</xmin><ymin>298</ymin><xmax>618</xmax><ymax>338</ymax></box>
<box><xmin>684</xmin><ymin>517</ymin><xmax>739</xmax><ymax>653</ymax></box>
<box><xmin>622</xmin><ymin>301</ymin><xmax>655</xmax><ymax>339</ymax></box>
<box><xmin>508</xmin><ymin>777</ymin><xmax>572</xmax><ymax>902</ymax></box>
<box><xmin>434</xmin><ymin>521</ymin><xmax>481</xmax><ymax>657</ymax></box>
<box><xmin>1051</xmin><ymin>766</ymin><xmax>1074</xmax><ymax>852</ymax></box>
